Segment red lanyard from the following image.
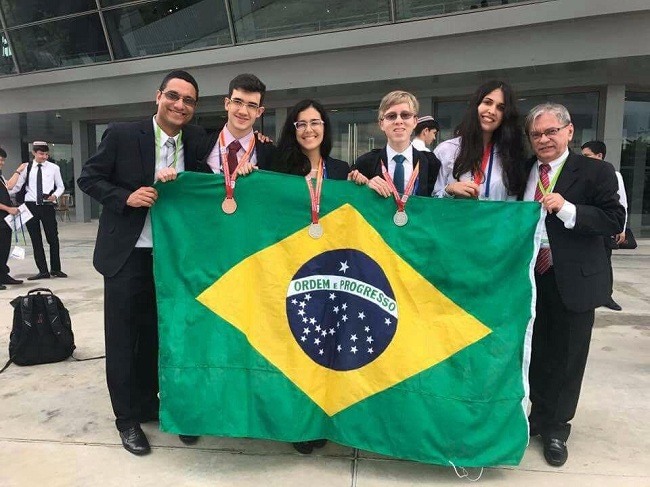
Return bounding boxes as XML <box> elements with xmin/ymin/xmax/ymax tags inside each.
<box><xmin>380</xmin><ymin>158</ymin><xmax>420</xmax><ymax>212</ymax></box>
<box><xmin>473</xmin><ymin>142</ymin><xmax>493</xmax><ymax>186</ymax></box>
<box><xmin>305</xmin><ymin>159</ymin><xmax>324</xmax><ymax>224</ymax></box>
<box><xmin>219</xmin><ymin>130</ymin><xmax>256</xmax><ymax>199</ymax></box>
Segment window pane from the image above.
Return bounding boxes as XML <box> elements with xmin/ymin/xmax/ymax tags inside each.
<box><xmin>104</xmin><ymin>0</ymin><xmax>231</xmax><ymax>59</ymax></box>
<box><xmin>0</xmin><ymin>33</ymin><xmax>16</xmax><ymax>74</ymax></box>
<box><xmin>100</xmin><ymin>0</ymin><xmax>141</xmax><ymax>5</ymax></box>
<box><xmin>11</xmin><ymin>14</ymin><xmax>110</xmax><ymax>72</ymax></box>
<box><xmin>396</xmin><ymin>0</ymin><xmax>542</xmax><ymax>21</ymax></box>
<box><xmin>0</xmin><ymin>0</ymin><xmax>97</xmax><ymax>27</ymax></box>
<box><xmin>230</xmin><ymin>0</ymin><xmax>390</xmax><ymax>43</ymax></box>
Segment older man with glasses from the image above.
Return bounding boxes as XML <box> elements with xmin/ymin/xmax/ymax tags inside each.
<box><xmin>78</xmin><ymin>70</ymin><xmax>206</xmax><ymax>456</ymax></box>
<box><xmin>521</xmin><ymin>103</ymin><xmax>625</xmax><ymax>467</ymax></box>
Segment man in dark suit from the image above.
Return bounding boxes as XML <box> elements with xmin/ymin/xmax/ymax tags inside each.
<box><xmin>77</xmin><ymin>70</ymin><xmax>205</xmax><ymax>456</ymax></box>
<box><xmin>522</xmin><ymin>103</ymin><xmax>625</xmax><ymax>467</ymax></box>
<box><xmin>352</xmin><ymin>91</ymin><xmax>440</xmax><ymax>197</ymax></box>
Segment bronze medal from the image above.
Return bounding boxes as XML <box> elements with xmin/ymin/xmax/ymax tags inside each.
<box><xmin>222</xmin><ymin>197</ymin><xmax>237</xmax><ymax>214</ymax></box>
<box><xmin>393</xmin><ymin>210</ymin><xmax>408</xmax><ymax>227</ymax></box>
<box><xmin>308</xmin><ymin>222</ymin><xmax>323</xmax><ymax>239</ymax></box>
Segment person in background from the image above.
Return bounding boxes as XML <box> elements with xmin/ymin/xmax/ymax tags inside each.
<box><xmin>581</xmin><ymin>140</ymin><xmax>627</xmax><ymax>311</ymax></box>
<box><xmin>0</xmin><ymin>147</ymin><xmax>23</xmax><ymax>288</ymax></box>
<box><xmin>411</xmin><ymin>115</ymin><xmax>440</xmax><ymax>153</ymax></box>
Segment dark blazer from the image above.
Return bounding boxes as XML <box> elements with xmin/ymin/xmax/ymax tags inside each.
<box><xmin>77</xmin><ymin>119</ymin><xmax>205</xmax><ymax>277</ymax></box>
<box><xmin>195</xmin><ymin>129</ymin><xmax>276</xmax><ymax>173</ymax></box>
<box><xmin>271</xmin><ymin>151</ymin><xmax>350</xmax><ymax>180</ymax></box>
<box><xmin>524</xmin><ymin>151</ymin><xmax>625</xmax><ymax>312</ymax></box>
<box><xmin>352</xmin><ymin>146</ymin><xmax>441</xmax><ymax>196</ymax></box>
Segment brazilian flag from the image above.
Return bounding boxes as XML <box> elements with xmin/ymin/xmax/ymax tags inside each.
<box><xmin>152</xmin><ymin>171</ymin><xmax>541</xmax><ymax>467</ymax></box>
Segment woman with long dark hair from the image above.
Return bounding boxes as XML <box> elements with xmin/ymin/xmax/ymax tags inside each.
<box><xmin>434</xmin><ymin>80</ymin><xmax>525</xmax><ymax>200</ymax></box>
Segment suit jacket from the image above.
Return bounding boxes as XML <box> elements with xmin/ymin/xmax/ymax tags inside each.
<box><xmin>270</xmin><ymin>151</ymin><xmax>350</xmax><ymax>180</ymax></box>
<box><xmin>352</xmin><ymin>146</ymin><xmax>441</xmax><ymax>196</ymax></box>
<box><xmin>195</xmin><ymin>129</ymin><xmax>276</xmax><ymax>173</ymax></box>
<box><xmin>524</xmin><ymin>151</ymin><xmax>625</xmax><ymax>312</ymax></box>
<box><xmin>77</xmin><ymin>119</ymin><xmax>206</xmax><ymax>277</ymax></box>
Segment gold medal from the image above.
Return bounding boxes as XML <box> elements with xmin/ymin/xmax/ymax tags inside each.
<box><xmin>393</xmin><ymin>210</ymin><xmax>408</xmax><ymax>227</ymax></box>
<box><xmin>308</xmin><ymin>222</ymin><xmax>323</xmax><ymax>239</ymax></box>
<box><xmin>221</xmin><ymin>197</ymin><xmax>237</xmax><ymax>214</ymax></box>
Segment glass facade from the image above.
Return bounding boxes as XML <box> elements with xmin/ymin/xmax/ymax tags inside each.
<box><xmin>396</xmin><ymin>0</ymin><xmax>536</xmax><ymax>21</ymax></box>
<box><xmin>621</xmin><ymin>92</ymin><xmax>650</xmax><ymax>236</ymax></box>
<box><xmin>0</xmin><ymin>0</ymin><xmax>96</xmax><ymax>27</ymax></box>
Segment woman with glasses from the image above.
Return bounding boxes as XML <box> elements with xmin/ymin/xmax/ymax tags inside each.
<box><xmin>433</xmin><ymin>80</ymin><xmax>526</xmax><ymax>200</ymax></box>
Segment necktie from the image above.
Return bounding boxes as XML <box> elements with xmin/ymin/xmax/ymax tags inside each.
<box><xmin>36</xmin><ymin>164</ymin><xmax>43</xmax><ymax>205</ymax></box>
<box><xmin>535</xmin><ymin>163</ymin><xmax>552</xmax><ymax>274</ymax></box>
<box><xmin>393</xmin><ymin>154</ymin><xmax>405</xmax><ymax>194</ymax></box>
<box><xmin>227</xmin><ymin>140</ymin><xmax>242</xmax><ymax>174</ymax></box>
<box><xmin>165</xmin><ymin>138</ymin><xmax>176</xmax><ymax>168</ymax></box>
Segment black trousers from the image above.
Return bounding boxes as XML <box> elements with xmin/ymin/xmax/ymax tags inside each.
<box><xmin>605</xmin><ymin>244</ymin><xmax>614</xmax><ymax>297</ymax></box>
<box><xmin>104</xmin><ymin>248</ymin><xmax>159</xmax><ymax>432</ymax></box>
<box><xmin>0</xmin><ymin>224</ymin><xmax>11</xmax><ymax>278</ymax></box>
<box><xmin>529</xmin><ymin>268</ymin><xmax>594</xmax><ymax>442</ymax></box>
<box><xmin>25</xmin><ymin>202</ymin><xmax>61</xmax><ymax>273</ymax></box>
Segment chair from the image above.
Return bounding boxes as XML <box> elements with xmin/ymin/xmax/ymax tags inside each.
<box><xmin>56</xmin><ymin>194</ymin><xmax>72</xmax><ymax>222</ymax></box>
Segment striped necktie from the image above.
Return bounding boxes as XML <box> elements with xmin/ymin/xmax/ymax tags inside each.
<box><xmin>535</xmin><ymin>163</ymin><xmax>552</xmax><ymax>274</ymax></box>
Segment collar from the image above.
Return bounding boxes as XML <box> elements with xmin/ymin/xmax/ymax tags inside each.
<box><xmin>222</xmin><ymin>125</ymin><xmax>254</xmax><ymax>150</ymax></box>
<box><xmin>537</xmin><ymin>148</ymin><xmax>569</xmax><ymax>170</ymax></box>
<box><xmin>386</xmin><ymin>143</ymin><xmax>414</xmax><ymax>165</ymax></box>
<box><xmin>32</xmin><ymin>159</ymin><xmax>49</xmax><ymax>166</ymax></box>
<box><xmin>411</xmin><ymin>138</ymin><xmax>427</xmax><ymax>152</ymax></box>
<box><xmin>152</xmin><ymin>116</ymin><xmax>181</xmax><ymax>148</ymax></box>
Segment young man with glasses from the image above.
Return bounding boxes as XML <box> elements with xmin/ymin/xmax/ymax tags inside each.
<box><xmin>351</xmin><ymin>91</ymin><xmax>440</xmax><ymax>198</ymax></box>
<box><xmin>522</xmin><ymin>103</ymin><xmax>625</xmax><ymax>467</ymax></box>
<box><xmin>199</xmin><ymin>73</ymin><xmax>275</xmax><ymax>175</ymax></box>
<box><xmin>78</xmin><ymin>70</ymin><xmax>206</xmax><ymax>456</ymax></box>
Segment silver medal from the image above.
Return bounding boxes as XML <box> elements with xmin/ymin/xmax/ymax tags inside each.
<box><xmin>393</xmin><ymin>211</ymin><xmax>408</xmax><ymax>227</ymax></box>
<box><xmin>308</xmin><ymin>223</ymin><xmax>323</xmax><ymax>239</ymax></box>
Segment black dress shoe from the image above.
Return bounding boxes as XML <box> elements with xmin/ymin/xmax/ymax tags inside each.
<box><xmin>179</xmin><ymin>435</ymin><xmax>199</xmax><ymax>445</ymax></box>
<box><xmin>543</xmin><ymin>438</ymin><xmax>568</xmax><ymax>466</ymax></box>
<box><xmin>27</xmin><ymin>272</ymin><xmax>50</xmax><ymax>281</ymax></box>
<box><xmin>1</xmin><ymin>275</ymin><xmax>23</xmax><ymax>285</ymax></box>
<box><xmin>604</xmin><ymin>299</ymin><xmax>622</xmax><ymax>311</ymax></box>
<box><xmin>0</xmin><ymin>284</ymin><xmax>6</xmax><ymax>290</ymax></box>
<box><xmin>119</xmin><ymin>426</ymin><xmax>151</xmax><ymax>455</ymax></box>
<box><xmin>51</xmin><ymin>270</ymin><xmax>68</xmax><ymax>278</ymax></box>
<box><xmin>292</xmin><ymin>441</ymin><xmax>314</xmax><ymax>454</ymax></box>
<box><xmin>310</xmin><ymin>439</ymin><xmax>328</xmax><ymax>449</ymax></box>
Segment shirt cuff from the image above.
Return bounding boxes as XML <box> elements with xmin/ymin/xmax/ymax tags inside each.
<box><xmin>556</xmin><ymin>200</ymin><xmax>576</xmax><ymax>229</ymax></box>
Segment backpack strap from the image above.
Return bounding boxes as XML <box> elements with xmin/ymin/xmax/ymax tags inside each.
<box><xmin>42</xmin><ymin>293</ymin><xmax>75</xmax><ymax>350</ymax></box>
<box><xmin>0</xmin><ymin>296</ymin><xmax>35</xmax><ymax>374</ymax></box>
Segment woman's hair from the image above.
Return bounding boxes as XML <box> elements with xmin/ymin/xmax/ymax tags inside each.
<box><xmin>275</xmin><ymin>99</ymin><xmax>333</xmax><ymax>176</ymax></box>
<box><xmin>452</xmin><ymin>80</ymin><xmax>526</xmax><ymax>195</ymax></box>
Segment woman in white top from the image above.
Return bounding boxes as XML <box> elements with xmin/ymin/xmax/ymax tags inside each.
<box><xmin>434</xmin><ymin>80</ymin><xmax>526</xmax><ymax>201</ymax></box>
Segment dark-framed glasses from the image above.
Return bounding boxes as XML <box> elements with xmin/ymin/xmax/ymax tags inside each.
<box><xmin>227</xmin><ymin>97</ymin><xmax>261</xmax><ymax>111</ymax></box>
<box><xmin>294</xmin><ymin>120</ymin><xmax>325</xmax><ymax>131</ymax></box>
<box><xmin>381</xmin><ymin>111</ymin><xmax>415</xmax><ymax>122</ymax></box>
<box><xmin>529</xmin><ymin>123</ymin><xmax>569</xmax><ymax>140</ymax></box>
<box><xmin>160</xmin><ymin>90</ymin><xmax>197</xmax><ymax>107</ymax></box>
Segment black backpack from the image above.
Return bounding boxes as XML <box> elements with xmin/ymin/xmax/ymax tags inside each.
<box><xmin>1</xmin><ymin>288</ymin><xmax>75</xmax><ymax>372</ymax></box>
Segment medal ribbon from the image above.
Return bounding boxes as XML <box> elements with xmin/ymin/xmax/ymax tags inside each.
<box><xmin>305</xmin><ymin>158</ymin><xmax>324</xmax><ymax>224</ymax></box>
<box><xmin>218</xmin><ymin>130</ymin><xmax>256</xmax><ymax>199</ymax></box>
<box><xmin>380</xmin><ymin>159</ymin><xmax>420</xmax><ymax>212</ymax></box>
<box><xmin>537</xmin><ymin>156</ymin><xmax>568</xmax><ymax>197</ymax></box>
<box><xmin>12</xmin><ymin>213</ymin><xmax>26</xmax><ymax>245</ymax></box>
<box><xmin>154</xmin><ymin>124</ymin><xmax>181</xmax><ymax>169</ymax></box>
<box><xmin>473</xmin><ymin>143</ymin><xmax>495</xmax><ymax>198</ymax></box>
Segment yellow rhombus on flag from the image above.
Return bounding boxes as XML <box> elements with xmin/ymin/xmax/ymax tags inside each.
<box><xmin>197</xmin><ymin>204</ymin><xmax>491</xmax><ymax>416</ymax></box>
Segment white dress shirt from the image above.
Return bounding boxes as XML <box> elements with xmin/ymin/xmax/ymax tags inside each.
<box><xmin>12</xmin><ymin>160</ymin><xmax>64</xmax><ymax>203</ymax></box>
<box><xmin>411</xmin><ymin>137</ymin><xmax>431</xmax><ymax>153</ymax></box>
<box><xmin>523</xmin><ymin>149</ymin><xmax>576</xmax><ymax>248</ymax></box>
<box><xmin>135</xmin><ymin>117</ymin><xmax>184</xmax><ymax>248</ymax></box>
<box><xmin>615</xmin><ymin>171</ymin><xmax>628</xmax><ymax>230</ymax></box>
<box><xmin>386</xmin><ymin>143</ymin><xmax>414</xmax><ymax>190</ymax></box>
<box><xmin>206</xmin><ymin>125</ymin><xmax>257</xmax><ymax>174</ymax></box>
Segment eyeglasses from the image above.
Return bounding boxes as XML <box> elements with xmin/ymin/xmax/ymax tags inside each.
<box><xmin>381</xmin><ymin>111</ymin><xmax>415</xmax><ymax>122</ymax></box>
<box><xmin>528</xmin><ymin>123</ymin><xmax>569</xmax><ymax>140</ymax></box>
<box><xmin>227</xmin><ymin>97</ymin><xmax>261</xmax><ymax>111</ymax></box>
<box><xmin>160</xmin><ymin>90</ymin><xmax>197</xmax><ymax>108</ymax></box>
<box><xmin>294</xmin><ymin>120</ymin><xmax>325</xmax><ymax>131</ymax></box>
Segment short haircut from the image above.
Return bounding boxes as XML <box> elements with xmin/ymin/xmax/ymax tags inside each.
<box><xmin>525</xmin><ymin>102</ymin><xmax>571</xmax><ymax>134</ymax></box>
<box><xmin>159</xmin><ymin>70</ymin><xmax>199</xmax><ymax>101</ymax></box>
<box><xmin>378</xmin><ymin>91</ymin><xmax>419</xmax><ymax>121</ymax></box>
<box><xmin>581</xmin><ymin>140</ymin><xmax>607</xmax><ymax>158</ymax></box>
<box><xmin>414</xmin><ymin>117</ymin><xmax>440</xmax><ymax>136</ymax></box>
<box><xmin>0</xmin><ymin>147</ymin><xmax>6</xmax><ymax>158</ymax></box>
<box><xmin>32</xmin><ymin>143</ymin><xmax>49</xmax><ymax>153</ymax></box>
<box><xmin>229</xmin><ymin>73</ymin><xmax>267</xmax><ymax>105</ymax></box>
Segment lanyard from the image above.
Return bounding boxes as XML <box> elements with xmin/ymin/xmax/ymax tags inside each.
<box><xmin>537</xmin><ymin>156</ymin><xmax>568</xmax><ymax>196</ymax></box>
<box><xmin>472</xmin><ymin>143</ymin><xmax>495</xmax><ymax>198</ymax></box>
<box><xmin>217</xmin><ymin>131</ymin><xmax>256</xmax><ymax>199</ymax></box>
<box><xmin>380</xmin><ymin>158</ymin><xmax>420</xmax><ymax>212</ymax></box>
<box><xmin>12</xmin><ymin>213</ymin><xmax>26</xmax><ymax>245</ymax></box>
<box><xmin>155</xmin><ymin>125</ymin><xmax>181</xmax><ymax>169</ymax></box>
<box><xmin>305</xmin><ymin>158</ymin><xmax>324</xmax><ymax>224</ymax></box>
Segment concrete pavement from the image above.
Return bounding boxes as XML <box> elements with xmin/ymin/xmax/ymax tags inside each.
<box><xmin>0</xmin><ymin>221</ymin><xmax>648</xmax><ymax>486</ymax></box>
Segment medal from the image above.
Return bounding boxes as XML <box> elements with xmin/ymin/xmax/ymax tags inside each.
<box><xmin>393</xmin><ymin>210</ymin><xmax>408</xmax><ymax>227</ymax></box>
<box><xmin>308</xmin><ymin>223</ymin><xmax>323</xmax><ymax>239</ymax></box>
<box><xmin>221</xmin><ymin>197</ymin><xmax>237</xmax><ymax>214</ymax></box>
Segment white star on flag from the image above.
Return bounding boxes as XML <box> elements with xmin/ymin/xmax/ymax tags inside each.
<box><xmin>351</xmin><ymin>346</ymin><xmax>358</xmax><ymax>354</ymax></box>
<box><xmin>329</xmin><ymin>293</ymin><xmax>336</xmax><ymax>300</ymax></box>
<box><xmin>339</xmin><ymin>261</ymin><xmax>349</xmax><ymax>274</ymax></box>
<box><xmin>358</xmin><ymin>311</ymin><xmax>365</xmax><ymax>320</ymax></box>
<box><xmin>350</xmin><ymin>334</ymin><xmax>358</xmax><ymax>342</ymax></box>
<box><xmin>304</xmin><ymin>293</ymin><xmax>312</xmax><ymax>301</ymax></box>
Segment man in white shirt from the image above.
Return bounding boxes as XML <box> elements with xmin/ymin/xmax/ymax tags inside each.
<box><xmin>580</xmin><ymin>140</ymin><xmax>627</xmax><ymax>311</ymax></box>
<box><xmin>411</xmin><ymin>115</ymin><xmax>439</xmax><ymax>153</ymax></box>
<box><xmin>12</xmin><ymin>141</ymin><xmax>66</xmax><ymax>280</ymax></box>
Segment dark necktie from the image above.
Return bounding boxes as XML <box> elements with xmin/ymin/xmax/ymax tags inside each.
<box><xmin>36</xmin><ymin>164</ymin><xmax>43</xmax><ymax>205</ymax></box>
<box><xmin>534</xmin><ymin>163</ymin><xmax>552</xmax><ymax>274</ymax></box>
<box><xmin>227</xmin><ymin>140</ymin><xmax>242</xmax><ymax>174</ymax></box>
<box><xmin>393</xmin><ymin>154</ymin><xmax>405</xmax><ymax>194</ymax></box>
